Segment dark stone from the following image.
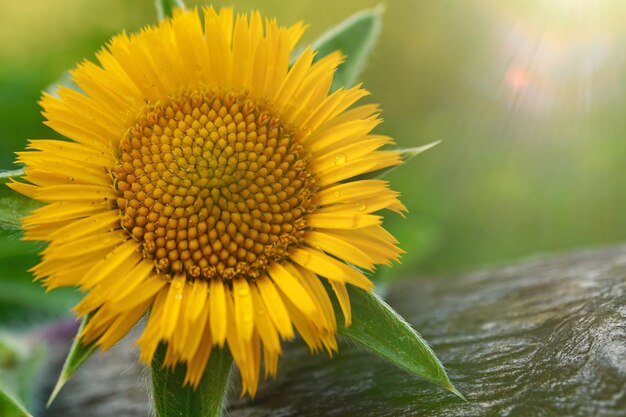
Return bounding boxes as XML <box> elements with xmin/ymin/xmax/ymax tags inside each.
<box><xmin>44</xmin><ymin>246</ymin><xmax>626</xmax><ymax>417</ymax></box>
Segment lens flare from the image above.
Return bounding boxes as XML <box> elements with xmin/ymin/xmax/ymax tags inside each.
<box><xmin>479</xmin><ymin>0</ymin><xmax>625</xmax><ymax>117</ymax></box>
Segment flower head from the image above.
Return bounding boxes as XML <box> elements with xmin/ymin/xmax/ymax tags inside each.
<box><xmin>10</xmin><ymin>7</ymin><xmax>404</xmax><ymax>396</ymax></box>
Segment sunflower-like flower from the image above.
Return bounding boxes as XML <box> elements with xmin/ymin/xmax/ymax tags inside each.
<box><xmin>10</xmin><ymin>7</ymin><xmax>404</xmax><ymax>396</ymax></box>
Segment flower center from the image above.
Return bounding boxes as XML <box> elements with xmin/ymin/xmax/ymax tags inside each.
<box><xmin>112</xmin><ymin>90</ymin><xmax>315</xmax><ymax>281</ymax></box>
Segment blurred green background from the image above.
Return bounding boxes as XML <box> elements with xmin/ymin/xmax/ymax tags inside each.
<box><xmin>1</xmin><ymin>0</ymin><xmax>625</xmax><ymax>323</ymax></box>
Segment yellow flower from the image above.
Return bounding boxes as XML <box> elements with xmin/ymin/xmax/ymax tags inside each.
<box><xmin>10</xmin><ymin>8</ymin><xmax>404</xmax><ymax>396</ymax></box>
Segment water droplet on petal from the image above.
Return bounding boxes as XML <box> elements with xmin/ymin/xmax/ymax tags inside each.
<box><xmin>333</xmin><ymin>190</ymin><xmax>341</xmax><ymax>199</ymax></box>
<box><xmin>238</xmin><ymin>287</ymin><xmax>249</xmax><ymax>296</ymax></box>
<box><xmin>334</xmin><ymin>154</ymin><xmax>346</xmax><ymax>166</ymax></box>
<box><xmin>355</xmin><ymin>202</ymin><xmax>367</xmax><ymax>212</ymax></box>
<box><xmin>175</xmin><ymin>294</ymin><xmax>183</xmax><ymax>300</ymax></box>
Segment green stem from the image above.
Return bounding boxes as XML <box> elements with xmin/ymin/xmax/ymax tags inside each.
<box><xmin>151</xmin><ymin>344</ymin><xmax>233</xmax><ymax>417</ymax></box>
<box><xmin>155</xmin><ymin>0</ymin><xmax>186</xmax><ymax>20</ymax></box>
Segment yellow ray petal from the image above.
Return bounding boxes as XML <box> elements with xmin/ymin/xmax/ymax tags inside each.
<box><xmin>273</xmin><ymin>47</ymin><xmax>315</xmax><ymax>111</ymax></box>
<box><xmin>81</xmin><ymin>305</ymin><xmax>118</xmax><ymax>344</ymax></box>
<box><xmin>267</xmin><ymin>262</ymin><xmax>318</xmax><ymax>316</ymax></box>
<box><xmin>107</xmin><ymin>272</ymin><xmax>168</xmax><ymax>312</ymax></box>
<box><xmin>22</xmin><ymin>165</ymin><xmax>108</xmax><ymax>188</ymax></box>
<box><xmin>78</xmin><ymin>239</ymin><xmax>141</xmax><ymax>288</ymax></box>
<box><xmin>100</xmin><ymin>258</ymin><xmax>155</xmax><ymax>303</ymax></box>
<box><xmin>289</xmin><ymin>247</ymin><xmax>374</xmax><ymax>291</ymax></box>
<box><xmin>233</xmin><ymin>278</ymin><xmax>255</xmax><ymax>342</ymax></box>
<box><xmin>263</xmin><ymin>347</ymin><xmax>279</xmax><ymax>378</ymax></box>
<box><xmin>329</xmin><ymin>281</ymin><xmax>352</xmax><ymax>326</ymax></box>
<box><xmin>184</xmin><ymin>321</ymin><xmax>213</xmax><ymax>387</ymax></box>
<box><xmin>161</xmin><ymin>275</ymin><xmax>186</xmax><ymax>339</ymax></box>
<box><xmin>203</xmin><ymin>7</ymin><xmax>233</xmax><ymax>86</ymax></box>
<box><xmin>137</xmin><ymin>288</ymin><xmax>169</xmax><ymax>363</ymax></box>
<box><xmin>315</xmin><ymin>151</ymin><xmax>402</xmax><ymax>186</ymax></box>
<box><xmin>311</xmin><ymin>115</ymin><xmax>379</xmax><ymax>151</ymax></box>
<box><xmin>316</xmin><ymin>179</ymin><xmax>393</xmax><ymax>204</ymax></box>
<box><xmin>280</xmin><ymin>294</ymin><xmax>324</xmax><ymax>352</ymax></box>
<box><xmin>231</xmin><ymin>13</ymin><xmax>252</xmax><ymax>89</ymax></box>
<box><xmin>187</xmin><ymin>279</ymin><xmax>208</xmax><ymax>322</ymax></box>
<box><xmin>56</xmin><ymin>87</ymin><xmax>125</xmax><ymax>134</ymax></box>
<box><xmin>309</xmin><ymin>135</ymin><xmax>393</xmax><ymax>174</ymax></box>
<box><xmin>283</xmin><ymin>263</ymin><xmax>335</xmax><ymax>332</ymax></box>
<box><xmin>70</xmin><ymin>59</ymin><xmax>143</xmax><ymax>117</ymax></box>
<box><xmin>255</xmin><ymin>276</ymin><xmax>294</xmax><ymax>339</ymax></box>
<box><xmin>35</xmin><ymin>184</ymin><xmax>116</xmax><ymax>204</ymax></box>
<box><xmin>282</xmin><ymin>52</ymin><xmax>344</xmax><ymax>125</ymax></box>
<box><xmin>6</xmin><ymin>180</ymin><xmax>38</xmax><ymax>200</ymax></box>
<box><xmin>303</xmin><ymin>230</ymin><xmax>374</xmax><ymax>271</ymax></box>
<box><xmin>305</xmin><ymin>211</ymin><xmax>381</xmax><ymax>229</ymax></box>
<box><xmin>209</xmin><ymin>278</ymin><xmax>227</xmax><ymax>346</ymax></box>
<box><xmin>245</xmin><ymin>332</ymin><xmax>262</xmax><ymax>397</ymax></box>
<box><xmin>181</xmin><ymin>296</ymin><xmax>210</xmax><ymax>364</ymax></box>
<box><xmin>170</xmin><ymin>282</ymin><xmax>193</xmax><ymax>356</ymax></box>
<box><xmin>97</xmin><ymin>297</ymin><xmax>152</xmax><ymax>350</ymax></box>
<box><xmin>318</xmin><ymin>103</ymin><xmax>380</xmax><ymax>132</ymax></box>
<box><xmin>42</xmin><ymin>261</ymin><xmax>94</xmax><ymax>290</ymax></box>
<box><xmin>300</xmin><ymin>84</ymin><xmax>368</xmax><ymax>134</ymax></box>
<box><xmin>324</xmin><ymin>227</ymin><xmax>404</xmax><ymax>265</ymax></box>
<box><xmin>23</xmin><ymin>202</ymin><xmax>103</xmax><ymax>226</ymax></box>
<box><xmin>43</xmin><ymin>232</ymin><xmax>123</xmax><ymax>260</ymax></box>
<box><xmin>250</xmin><ymin>285</ymin><xmax>281</xmax><ymax>354</ymax></box>
<box><xmin>47</xmin><ymin>210</ymin><xmax>119</xmax><ymax>242</ymax></box>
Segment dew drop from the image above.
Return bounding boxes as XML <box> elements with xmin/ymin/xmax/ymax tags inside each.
<box><xmin>238</xmin><ymin>287</ymin><xmax>249</xmax><ymax>296</ymax></box>
<box><xmin>334</xmin><ymin>154</ymin><xmax>346</xmax><ymax>166</ymax></box>
<box><xmin>355</xmin><ymin>202</ymin><xmax>367</xmax><ymax>212</ymax></box>
<box><xmin>175</xmin><ymin>294</ymin><xmax>183</xmax><ymax>300</ymax></box>
<box><xmin>333</xmin><ymin>190</ymin><xmax>341</xmax><ymax>199</ymax></box>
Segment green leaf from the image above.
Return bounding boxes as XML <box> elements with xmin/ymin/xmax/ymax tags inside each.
<box><xmin>152</xmin><ymin>344</ymin><xmax>233</xmax><ymax>417</ymax></box>
<box><xmin>0</xmin><ymin>230</ymin><xmax>78</xmax><ymax>327</ymax></box>
<box><xmin>0</xmin><ymin>333</ymin><xmax>45</xmax><ymax>417</ymax></box>
<box><xmin>155</xmin><ymin>0</ymin><xmax>186</xmax><ymax>21</ymax></box>
<box><xmin>309</xmin><ymin>5</ymin><xmax>384</xmax><ymax>91</ymax></box>
<box><xmin>47</xmin><ymin>313</ymin><xmax>97</xmax><ymax>407</ymax></box>
<box><xmin>45</xmin><ymin>71</ymin><xmax>81</xmax><ymax>97</ymax></box>
<box><xmin>0</xmin><ymin>389</ymin><xmax>33</xmax><ymax>417</ymax></box>
<box><xmin>397</xmin><ymin>141</ymin><xmax>442</xmax><ymax>164</ymax></box>
<box><xmin>0</xmin><ymin>169</ymin><xmax>24</xmax><ymax>181</ymax></box>
<box><xmin>368</xmin><ymin>140</ymin><xmax>442</xmax><ymax>180</ymax></box>
<box><xmin>0</xmin><ymin>170</ymin><xmax>40</xmax><ymax>230</ymax></box>
<box><xmin>335</xmin><ymin>285</ymin><xmax>464</xmax><ymax>400</ymax></box>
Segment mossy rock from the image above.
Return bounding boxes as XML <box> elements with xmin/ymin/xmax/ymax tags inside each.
<box><xmin>44</xmin><ymin>246</ymin><xmax>626</xmax><ymax>416</ymax></box>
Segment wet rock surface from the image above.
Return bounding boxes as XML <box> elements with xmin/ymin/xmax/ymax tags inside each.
<box><xmin>45</xmin><ymin>246</ymin><xmax>626</xmax><ymax>417</ymax></box>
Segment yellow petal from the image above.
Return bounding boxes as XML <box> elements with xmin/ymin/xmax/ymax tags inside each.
<box><xmin>289</xmin><ymin>247</ymin><xmax>374</xmax><ymax>291</ymax></box>
<box><xmin>303</xmin><ymin>230</ymin><xmax>374</xmax><ymax>271</ymax></box>
<box><xmin>233</xmin><ymin>278</ymin><xmax>255</xmax><ymax>342</ymax></box>
<box><xmin>305</xmin><ymin>212</ymin><xmax>381</xmax><ymax>230</ymax></box>
<box><xmin>267</xmin><ymin>263</ymin><xmax>318</xmax><ymax>316</ymax></box>
<box><xmin>209</xmin><ymin>278</ymin><xmax>227</xmax><ymax>346</ymax></box>
<box><xmin>255</xmin><ymin>276</ymin><xmax>294</xmax><ymax>339</ymax></box>
<box><xmin>250</xmin><ymin>285</ymin><xmax>281</xmax><ymax>354</ymax></box>
<box><xmin>161</xmin><ymin>275</ymin><xmax>186</xmax><ymax>339</ymax></box>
